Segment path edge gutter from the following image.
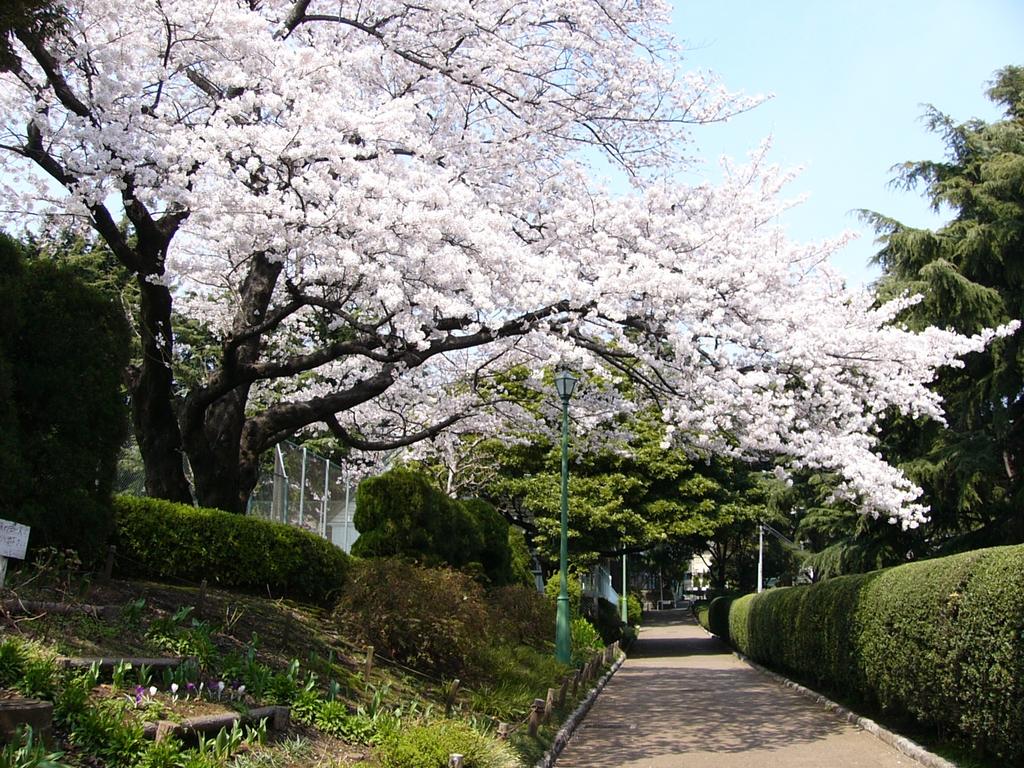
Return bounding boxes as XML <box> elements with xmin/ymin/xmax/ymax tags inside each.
<box><xmin>533</xmin><ymin>651</ymin><xmax>626</xmax><ymax>768</ymax></box>
<box><xmin>727</xmin><ymin>644</ymin><xmax>959</xmax><ymax>768</ymax></box>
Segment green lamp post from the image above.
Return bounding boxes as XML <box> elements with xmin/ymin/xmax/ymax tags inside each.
<box><xmin>620</xmin><ymin>550</ymin><xmax>628</xmax><ymax>624</ymax></box>
<box><xmin>554</xmin><ymin>367</ymin><xmax>578</xmax><ymax>665</ymax></box>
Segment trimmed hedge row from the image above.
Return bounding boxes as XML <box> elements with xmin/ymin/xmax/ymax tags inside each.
<box><xmin>707</xmin><ymin>595</ymin><xmax>734</xmax><ymax>644</ymax></box>
<box><xmin>724</xmin><ymin>545</ymin><xmax>1024</xmax><ymax>764</ymax></box>
<box><xmin>112</xmin><ymin>495</ymin><xmax>350</xmax><ymax>606</ymax></box>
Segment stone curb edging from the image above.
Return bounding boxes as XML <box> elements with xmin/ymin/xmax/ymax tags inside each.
<box><xmin>533</xmin><ymin>652</ymin><xmax>626</xmax><ymax>768</ymax></box>
<box><xmin>703</xmin><ymin>631</ymin><xmax>958</xmax><ymax>768</ymax></box>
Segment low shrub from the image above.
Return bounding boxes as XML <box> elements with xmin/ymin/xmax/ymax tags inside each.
<box><xmin>112</xmin><ymin>495</ymin><xmax>349</xmax><ymax>606</ymax></box>
<box><xmin>468</xmin><ymin>644</ymin><xmax>571</xmax><ymax>720</ymax></box>
<box><xmin>336</xmin><ymin>559</ymin><xmax>490</xmax><ymax>677</ymax></box>
<box><xmin>0</xmin><ymin>726</ymin><xmax>70</xmax><ymax>768</ymax></box>
<box><xmin>585</xmin><ymin>597</ymin><xmax>625</xmax><ymax>645</ymax></box>
<box><xmin>543</xmin><ymin>571</ymin><xmax>583</xmax><ymax>618</ymax></box>
<box><xmin>0</xmin><ymin>639</ymin><xmax>26</xmax><ymax>687</ymax></box>
<box><xmin>694</xmin><ymin>602</ymin><xmax>710</xmax><ymax>630</ymax></box>
<box><xmin>626</xmin><ymin>592</ymin><xmax>643</xmax><ymax>626</ymax></box>
<box><xmin>726</xmin><ymin>545</ymin><xmax>1024</xmax><ymax>764</ymax></box>
<box><xmin>570</xmin><ymin>617</ymin><xmax>604</xmax><ymax>666</ymax></box>
<box><xmin>487</xmin><ymin>584</ymin><xmax>555</xmax><ymax>648</ymax></box>
<box><xmin>69</xmin><ymin>699</ymin><xmax>146</xmax><ymax>768</ymax></box>
<box><xmin>707</xmin><ymin>595</ymin><xmax>734</xmax><ymax>642</ymax></box>
<box><xmin>374</xmin><ymin>718</ymin><xmax>519</xmax><ymax>768</ymax></box>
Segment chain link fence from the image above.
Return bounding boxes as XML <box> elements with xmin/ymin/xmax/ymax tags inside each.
<box><xmin>115</xmin><ymin>437</ymin><xmax>360</xmax><ymax>553</ymax></box>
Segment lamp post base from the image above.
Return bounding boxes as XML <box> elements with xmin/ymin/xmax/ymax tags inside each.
<box><xmin>555</xmin><ymin>594</ymin><xmax>571</xmax><ymax>665</ymax></box>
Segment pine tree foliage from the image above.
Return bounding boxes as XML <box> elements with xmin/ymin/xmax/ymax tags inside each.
<box><xmin>865</xmin><ymin>65</ymin><xmax>1024</xmax><ymax>547</ymax></box>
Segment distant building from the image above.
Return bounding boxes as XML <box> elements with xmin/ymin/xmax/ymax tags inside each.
<box><xmin>682</xmin><ymin>553</ymin><xmax>711</xmax><ymax>598</ymax></box>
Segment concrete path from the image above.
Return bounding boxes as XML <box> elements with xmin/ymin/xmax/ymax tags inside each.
<box><xmin>554</xmin><ymin>610</ymin><xmax>919</xmax><ymax>768</ymax></box>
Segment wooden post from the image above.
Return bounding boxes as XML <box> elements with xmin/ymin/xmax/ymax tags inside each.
<box><xmin>528</xmin><ymin>698</ymin><xmax>545</xmax><ymax>736</ymax></box>
<box><xmin>364</xmin><ymin>646</ymin><xmax>374</xmax><ymax>680</ymax></box>
<box><xmin>445</xmin><ymin>678</ymin><xmax>461</xmax><ymax>716</ymax></box>
<box><xmin>497</xmin><ymin>722</ymin><xmax>511</xmax><ymax>741</ymax></box>
<box><xmin>197</xmin><ymin>579</ymin><xmax>208</xmax><ymax>611</ymax></box>
<box><xmin>571</xmin><ymin>668</ymin><xmax>581</xmax><ymax>695</ymax></box>
<box><xmin>558</xmin><ymin>676</ymin><xmax>569</xmax><ymax>708</ymax></box>
<box><xmin>544</xmin><ymin>687</ymin><xmax>555</xmax><ymax>721</ymax></box>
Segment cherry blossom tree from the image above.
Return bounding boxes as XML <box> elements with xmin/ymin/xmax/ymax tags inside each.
<box><xmin>0</xmin><ymin>0</ymin><xmax>1012</xmax><ymax>523</ymax></box>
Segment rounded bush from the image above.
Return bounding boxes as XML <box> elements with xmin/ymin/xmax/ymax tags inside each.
<box><xmin>694</xmin><ymin>603</ymin><xmax>710</xmax><ymax>631</ymax></box>
<box><xmin>336</xmin><ymin>558</ymin><xmax>490</xmax><ymax>677</ymax></box>
<box><xmin>487</xmin><ymin>584</ymin><xmax>555</xmax><ymax>647</ymax></box>
<box><xmin>707</xmin><ymin>595</ymin><xmax>734</xmax><ymax>642</ymax></box>
<box><xmin>727</xmin><ymin>594</ymin><xmax>753</xmax><ymax>655</ymax></box>
<box><xmin>112</xmin><ymin>495</ymin><xmax>349</xmax><ymax>605</ymax></box>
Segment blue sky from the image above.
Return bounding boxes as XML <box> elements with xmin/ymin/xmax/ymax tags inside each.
<box><xmin>669</xmin><ymin>1</ymin><xmax>1024</xmax><ymax>286</ymax></box>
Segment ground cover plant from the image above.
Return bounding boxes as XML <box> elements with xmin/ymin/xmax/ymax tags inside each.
<box><xmin>1</xmin><ymin>553</ymin><xmax>614</xmax><ymax>768</ymax></box>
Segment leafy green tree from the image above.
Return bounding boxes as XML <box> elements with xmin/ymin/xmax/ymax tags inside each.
<box><xmin>0</xmin><ymin>232</ymin><xmax>131</xmax><ymax>560</ymax></box>
<box><xmin>452</xmin><ymin>399</ymin><xmax>774</xmax><ymax>592</ymax></box>
<box><xmin>764</xmin><ymin>471</ymin><xmax>912</xmax><ymax>580</ymax></box>
<box><xmin>864</xmin><ymin>65</ymin><xmax>1024</xmax><ymax>550</ymax></box>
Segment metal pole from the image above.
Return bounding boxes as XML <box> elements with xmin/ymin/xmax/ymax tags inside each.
<box><xmin>298</xmin><ymin>445</ymin><xmax>307</xmax><ymax>524</ymax></box>
<box><xmin>555</xmin><ymin>392</ymin><xmax>572</xmax><ymax>665</ymax></box>
<box><xmin>343</xmin><ymin>468</ymin><xmax>352</xmax><ymax>552</ymax></box>
<box><xmin>276</xmin><ymin>444</ymin><xmax>289</xmax><ymax>524</ymax></box>
<box><xmin>757</xmin><ymin>524</ymin><xmax>764</xmax><ymax>593</ymax></box>
<box><xmin>620</xmin><ymin>549</ymin><xmax>628</xmax><ymax>623</ymax></box>
<box><xmin>321</xmin><ymin>458</ymin><xmax>330</xmax><ymax>541</ymax></box>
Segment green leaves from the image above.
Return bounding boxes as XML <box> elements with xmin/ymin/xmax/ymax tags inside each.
<box><xmin>866</xmin><ymin>65</ymin><xmax>1024</xmax><ymax>550</ymax></box>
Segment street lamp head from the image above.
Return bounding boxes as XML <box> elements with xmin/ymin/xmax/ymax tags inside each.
<box><xmin>554</xmin><ymin>368</ymin><xmax>578</xmax><ymax>400</ymax></box>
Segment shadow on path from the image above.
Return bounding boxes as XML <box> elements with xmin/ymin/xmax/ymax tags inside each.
<box><xmin>628</xmin><ymin>609</ymin><xmax>727</xmax><ymax>658</ymax></box>
<box><xmin>554</xmin><ymin>609</ymin><xmax>915</xmax><ymax>768</ymax></box>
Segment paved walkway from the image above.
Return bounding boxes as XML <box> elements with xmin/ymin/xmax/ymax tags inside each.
<box><xmin>554</xmin><ymin>610</ymin><xmax>918</xmax><ymax>768</ymax></box>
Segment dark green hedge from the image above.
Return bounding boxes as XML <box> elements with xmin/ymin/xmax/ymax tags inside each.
<box><xmin>694</xmin><ymin>602</ymin><xmax>710</xmax><ymax>631</ymax></box>
<box><xmin>0</xmin><ymin>234</ymin><xmax>131</xmax><ymax>563</ymax></box>
<box><xmin>727</xmin><ymin>545</ymin><xmax>1024</xmax><ymax>764</ymax></box>
<box><xmin>352</xmin><ymin>468</ymin><xmax>522</xmax><ymax>586</ymax></box>
<box><xmin>707</xmin><ymin>595</ymin><xmax>734</xmax><ymax>643</ymax></box>
<box><xmin>112</xmin><ymin>495</ymin><xmax>350</xmax><ymax>606</ymax></box>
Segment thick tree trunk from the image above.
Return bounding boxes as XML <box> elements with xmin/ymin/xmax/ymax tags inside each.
<box><xmin>184</xmin><ymin>386</ymin><xmax>252</xmax><ymax>513</ymax></box>
<box><xmin>182</xmin><ymin>253</ymin><xmax>282</xmax><ymax>513</ymax></box>
<box><xmin>131</xmin><ymin>280</ymin><xmax>192</xmax><ymax>504</ymax></box>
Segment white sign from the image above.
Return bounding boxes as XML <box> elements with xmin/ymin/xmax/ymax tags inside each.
<box><xmin>0</xmin><ymin>519</ymin><xmax>30</xmax><ymax>560</ymax></box>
